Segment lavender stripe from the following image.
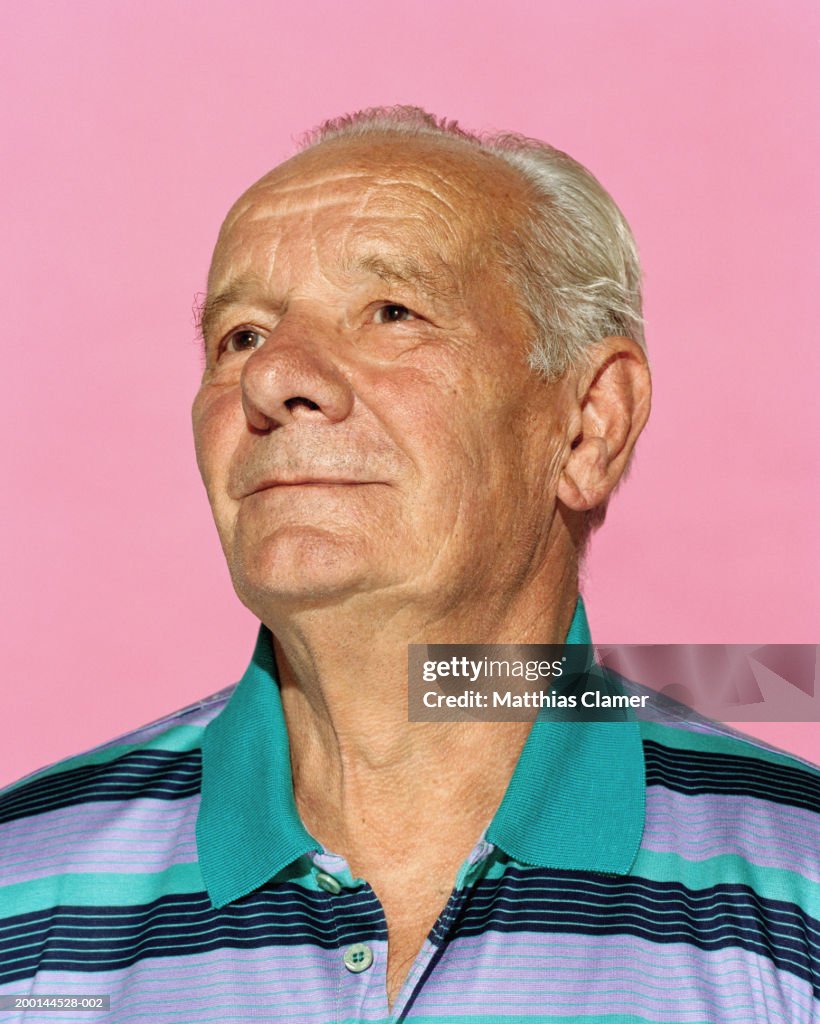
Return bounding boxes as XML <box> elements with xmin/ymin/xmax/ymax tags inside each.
<box><xmin>414</xmin><ymin>929</ymin><xmax>816</xmax><ymax>1023</ymax></box>
<box><xmin>0</xmin><ymin>799</ymin><xmax>201</xmax><ymax>883</ymax></box>
<box><xmin>643</xmin><ymin>788</ymin><xmax>820</xmax><ymax>880</ymax></box>
<box><xmin>0</xmin><ymin>942</ymin><xmax>393</xmax><ymax>1024</ymax></box>
<box><xmin>0</xmin><ymin>928</ymin><xmax>815</xmax><ymax>1023</ymax></box>
<box><xmin>645</xmin><ymin>791</ymin><xmax>819</xmax><ymax>833</ymax></box>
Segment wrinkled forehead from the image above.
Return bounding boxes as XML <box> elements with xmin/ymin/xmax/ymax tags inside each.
<box><xmin>207</xmin><ymin>134</ymin><xmax>527</xmax><ymax>287</ymax></box>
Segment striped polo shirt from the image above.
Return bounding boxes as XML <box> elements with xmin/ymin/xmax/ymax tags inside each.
<box><xmin>1</xmin><ymin>602</ymin><xmax>818</xmax><ymax>1023</ymax></box>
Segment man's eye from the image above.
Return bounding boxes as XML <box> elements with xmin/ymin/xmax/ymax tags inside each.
<box><xmin>373</xmin><ymin>304</ymin><xmax>416</xmax><ymax>324</ymax></box>
<box><xmin>224</xmin><ymin>329</ymin><xmax>265</xmax><ymax>353</ymax></box>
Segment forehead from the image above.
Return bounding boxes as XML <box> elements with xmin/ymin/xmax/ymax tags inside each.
<box><xmin>208</xmin><ymin>134</ymin><xmax>526</xmax><ymax>289</ymax></box>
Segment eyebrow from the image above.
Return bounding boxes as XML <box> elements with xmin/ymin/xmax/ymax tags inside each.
<box><xmin>349</xmin><ymin>253</ymin><xmax>460</xmax><ymax>303</ymax></box>
<box><xmin>197</xmin><ymin>285</ymin><xmax>248</xmax><ymax>345</ymax></box>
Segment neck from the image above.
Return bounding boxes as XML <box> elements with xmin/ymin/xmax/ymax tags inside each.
<box><xmin>261</xmin><ymin>556</ymin><xmax>579</xmax><ymax>863</ymax></box>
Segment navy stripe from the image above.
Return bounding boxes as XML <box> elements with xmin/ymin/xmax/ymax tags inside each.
<box><xmin>644</xmin><ymin>740</ymin><xmax>820</xmax><ymax>814</ymax></box>
<box><xmin>2</xmin><ymin>870</ymin><xmax>816</xmax><ymax>995</ymax></box>
<box><xmin>0</xmin><ymin>751</ymin><xmax>202</xmax><ymax>824</ymax></box>
<box><xmin>439</xmin><ymin>867</ymin><xmax>820</xmax><ymax>997</ymax></box>
<box><xmin>0</xmin><ymin>883</ymin><xmax>386</xmax><ymax>985</ymax></box>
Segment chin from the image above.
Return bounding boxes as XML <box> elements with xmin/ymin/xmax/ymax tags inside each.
<box><xmin>229</xmin><ymin>525</ymin><xmax>381</xmax><ymax>610</ymax></box>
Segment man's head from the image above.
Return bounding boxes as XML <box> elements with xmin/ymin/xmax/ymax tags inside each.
<box><xmin>192</xmin><ymin>107</ymin><xmax>650</xmax><ymax>630</ymax></box>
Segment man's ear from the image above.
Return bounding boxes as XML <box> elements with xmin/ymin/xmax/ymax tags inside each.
<box><xmin>557</xmin><ymin>337</ymin><xmax>651</xmax><ymax>512</ymax></box>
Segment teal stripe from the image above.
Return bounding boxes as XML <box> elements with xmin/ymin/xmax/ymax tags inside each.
<box><xmin>0</xmin><ymin>862</ymin><xmax>206</xmax><ymax>915</ymax></box>
<box><xmin>632</xmin><ymin>848</ymin><xmax>820</xmax><ymax>916</ymax></box>
<box><xmin>0</xmin><ymin>725</ymin><xmax>207</xmax><ymax>796</ymax></box>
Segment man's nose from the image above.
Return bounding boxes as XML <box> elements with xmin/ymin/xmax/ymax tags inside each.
<box><xmin>239</xmin><ymin>328</ymin><xmax>354</xmax><ymax>431</ymax></box>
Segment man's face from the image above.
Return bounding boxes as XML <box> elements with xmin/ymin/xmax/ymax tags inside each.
<box><xmin>192</xmin><ymin>135</ymin><xmax>576</xmax><ymax>623</ymax></box>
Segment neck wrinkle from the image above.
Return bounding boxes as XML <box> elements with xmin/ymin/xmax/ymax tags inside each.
<box><xmin>265</xmin><ymin>569</ymin><xmax>579</xmax><ymax>857</ymax></box>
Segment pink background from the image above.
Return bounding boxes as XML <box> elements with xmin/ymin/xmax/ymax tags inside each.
<box><xmin>1</xmin><ymin>0</ymin><xmax>817</xmax><ymax>787</ymax></box>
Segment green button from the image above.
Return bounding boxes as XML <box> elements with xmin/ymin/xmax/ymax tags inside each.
<box><xmin>316</xmin><ymin>870</ymin><xmax>342</xmax><ymax>894</ymax></box>
<box><xmin>343</xmin><ymin>943</ymin><xmax>374</xmax><ymax>973</ymax></box>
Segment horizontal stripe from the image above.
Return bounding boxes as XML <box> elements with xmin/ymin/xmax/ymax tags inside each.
<box><xmin>0</xmin><ymin>798</ymin><xmax>200</xmax><ymax>884</ymax></box>
<box><xmin>413</xmin><ymin>931</ymin><xmax>816</xmax><ymax>1023</ymax></box>
<box><xmin>0</xmin><ymin>943</ymin><xmax>393</xmax><ymax>1024</ymax></box>
<box><xmin>0</xmin><ymin>884</ymin><xmax>387</xmax><ymax>984</ymax></box>
<box><xmin>0</xmin><ymin>723</ymin><xmax>211</xmax><ymax>799</ymax></box>
<box><xmin>0</xmin><ymin>752</ymin><xmax>202</xmax><ymax>825</ymax></box>
<box><xmin>640</xmin><ymin>719</ymin><xmax>820</xmax><ymax>773</ymax></box>
<box><xmin>644</xmin><ymin>740</ymin><xmax>820</xmax><ymax>814</ymax></box>
<box><xmin>4</xmin><ymin>934</ymin><xmax>816</xmax><ymax>1024</ymax></box>
<box><xmin>443</xmin><ymin>867</ymin><xmax>819</xmax><ymax>996</ymax></box>
<box><xmin>630</xmin><ymin>848</ymin><xmax>820</xmax><ymax>917</ymax></box>
<box><xmin>642</xmin><ymin>788</ymin><xmax>820</xmax><ymax>882</ymax></box>
<box><xmin>0</xmin><ymin>862</ymin><xmax>206</xmax><ymax>917</ymax></box>
<box><xmin>4</xmin><ymin>867</ymin><xmax>815</xmax><ymax>1002</ymax></box>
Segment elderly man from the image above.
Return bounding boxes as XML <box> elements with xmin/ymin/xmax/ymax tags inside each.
<box><xmin>1</xmin><ymin>108</ymin><xmax>818</xmax><ymax>1023</ymax></box>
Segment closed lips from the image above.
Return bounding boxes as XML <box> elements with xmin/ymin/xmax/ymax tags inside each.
<box><xmin>247</xmin><ymin>478</ymin><xmax>381</xmax><ymax>494</ymax></box>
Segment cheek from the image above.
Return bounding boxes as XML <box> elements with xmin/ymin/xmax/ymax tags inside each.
<box><xmin>192</xmin><ymin>387</ymin><xmax>244</xmax><ymax>495</ymax></box>
<box><xmin>356</xmin><ymin>369</ymin><xmax>459</xmax><ymax>483</ymax></box>
<box><xmin>512</xmin><ymin>410</ymin><xmax>573</xmax><ymax>510</ymax></box>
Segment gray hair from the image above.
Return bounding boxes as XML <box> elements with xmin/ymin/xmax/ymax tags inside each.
<box><xmin>301</xmin><ymin>106</ymin><xmax>645</xmax><ymax>380</ymax></box>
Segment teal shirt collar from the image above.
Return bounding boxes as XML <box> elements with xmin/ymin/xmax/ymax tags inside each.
<box><xmin>197</xmin><ymin>598</ymin><xmax>646</xmax><ymax>908</ymax></box>
<box><xmin>197</xmin><ymin>627</ymin><xmax>317</xmax><ymax>909</ymax></box>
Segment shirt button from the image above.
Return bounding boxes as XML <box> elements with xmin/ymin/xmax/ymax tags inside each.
<box><xmin>316</xmin><ymin>871</ymin><xmax>342</xmax><ymax>894</ymax></box>
<box><xmin>343</xmin><ymin>943</ymin><xmax>374</xmax><ymax>973</ymax></box>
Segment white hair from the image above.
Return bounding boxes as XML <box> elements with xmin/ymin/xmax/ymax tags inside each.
<box><xmin>301</xmin><ymin>106</ymin><xmax>645</xmax><ymax>380</ymax></box>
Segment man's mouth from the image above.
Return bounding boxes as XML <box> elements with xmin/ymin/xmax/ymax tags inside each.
<box><xmin>246</xmin><ymin>478</ymin><xmax>380</xmax><ymax>496</ymax></box>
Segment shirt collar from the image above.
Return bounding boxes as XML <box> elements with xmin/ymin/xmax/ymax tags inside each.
<box><xmin>197</xmin><ymin>627</ymin><xmax>317</xmax><ymax>909</ymax></box>
<box><xmin>197</xmin><ymin>598</ymin><xmax>645</xmax><ymax>909</ymax></box>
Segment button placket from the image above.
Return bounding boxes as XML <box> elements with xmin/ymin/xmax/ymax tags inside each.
<box><xmin>390</xmin><ymin>853</ymin><xmax>495</xmax><ymax>1020</ymax></box>
<box><xmin>309</xmin><ymin>853</ymin><xmax>385</xmax><ymax>1018</ymax></box>
<box><xmin>334</xmin><ymin>887</ymin><xmax>388</xmax><ymax>1022</ymax></box>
